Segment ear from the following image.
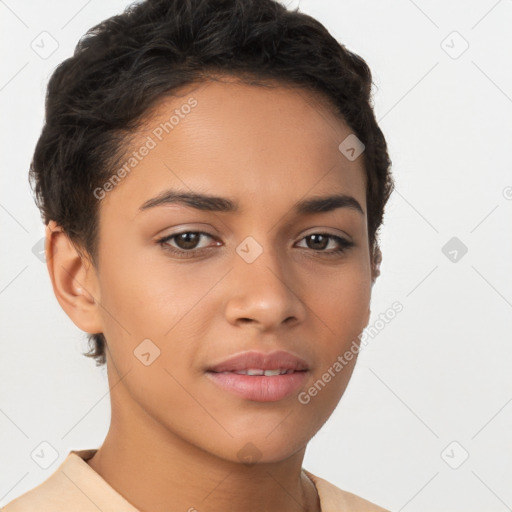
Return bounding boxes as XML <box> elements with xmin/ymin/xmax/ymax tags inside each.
<box><xmin>370</xmin><ymin>244</ymin><xmax>382</xmax><ymax>287</ymax></box>
<box><xmin>45</xmin><ymin>220</ymin><xmax>103</xmax><ymax>334</ymax></box>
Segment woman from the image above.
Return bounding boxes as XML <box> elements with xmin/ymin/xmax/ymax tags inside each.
<box><xmin>4</xmin><ymin>0</ymin><xmax>394</xmax><ymax>510</ymax></box>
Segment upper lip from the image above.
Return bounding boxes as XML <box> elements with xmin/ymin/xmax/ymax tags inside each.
<box><xmin>206</xmin><ymin>350</ymin><xmax>310</xmax><ymax>373</ymax></box>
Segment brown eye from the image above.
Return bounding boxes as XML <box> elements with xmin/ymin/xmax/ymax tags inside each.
<box><xmin>157</xmin><ymin>231</ymin><xmax>217</xmax><ymax>258</ymax></box>
<box><xmin>305</xmin><ymin>234</ymin><xmax>330</xmax><ymax>250</ymax></box>
<box><xmin>173</xmin><ymin>232</ymin><xmax>203</xmax><ymax>250</ymax></box>
<box><xmin>296</xmin><ymin>233</ymin><xmax>354</xmax><ymax>256</ymax></box>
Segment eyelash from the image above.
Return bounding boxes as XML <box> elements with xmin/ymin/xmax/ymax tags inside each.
<box><xmin>156</xmin><ymin>231</ymin><xmax>355</xmax><ymax>259</ymax></box>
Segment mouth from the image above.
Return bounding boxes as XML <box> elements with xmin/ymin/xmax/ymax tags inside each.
<box><xmin>205</xmin><ymin>350</ymin><xmax>310</xmax><ymax>402</ymax></box>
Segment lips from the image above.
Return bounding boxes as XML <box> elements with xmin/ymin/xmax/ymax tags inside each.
<box><xmin>206</xmin><ymin>350</ymin><xmax>310</xmax><ymax>373</ymax></box>
<box><xmin>205</xmin><ymin>350</ymin><xmax>310</xmax><ymax>402</ymax></box>
<box><xmin>206</xmin><ymin>371</ymin><xmax>308</xmax><ymax>402</ymax></box>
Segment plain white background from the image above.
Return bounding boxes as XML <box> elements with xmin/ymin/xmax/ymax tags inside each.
<box><xmin>1</xmin><ymin>1</ymin><xmax>511</xmax><ymax>510</ymax></box>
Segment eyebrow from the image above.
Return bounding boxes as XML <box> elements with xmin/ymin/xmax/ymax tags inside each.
<box><xmin>139</xmin><ymin>190</ymin><xmax>364</xmax><ymax>216</ymax></box>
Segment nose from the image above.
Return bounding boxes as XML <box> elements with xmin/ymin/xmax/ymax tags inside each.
<box><xmin>223</xmin><ymin>237</ymin><xmax>307</xmax><ymax>332</ymax></box>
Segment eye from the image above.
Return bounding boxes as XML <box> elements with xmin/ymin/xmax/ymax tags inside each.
<box><xmin>156</xmin><ymin>230</ymin><xmax>354</xmax><ymax>259</ymax></box>
<box><xmin>157</xmin><ymin>231</ymin><xmax>218</xmax><ymax>258</ymax></box>
<box><xmin>295</xmin><ymin>233</ymin><xmax>354</xmax><ymax>256</ymax></box>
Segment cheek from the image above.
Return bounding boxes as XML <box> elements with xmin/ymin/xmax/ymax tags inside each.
<box><xmin>97</xmin><ymin>245</ymin><xmax>198</xmax><ymax>335</ymax></box>
<box><xmin>95</xmin><ymin>255</ymin><xmax>205</xmax><ymax>420</ymax></box>
<box><xmin>305</xmin><ymin>266</ymin><xmax>371</xmax><ymax>403</ymax></box>
<box><xmin>299</xmin><ymin>272</ymin><xmax>370</xmax><ymax>407</ymax></box>
<box><xmin>313</xmin><ymin>265</ymin><xmax>371</xmax><ymax>335</ymax></box>
<box><xmin>95</xmin><ymin>247</ymin><xmax>220</xmax><ymax>385</ymax></box>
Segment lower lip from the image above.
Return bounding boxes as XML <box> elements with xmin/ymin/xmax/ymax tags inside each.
<box><xmin>205</xmin><ymin>370</ymin><xmax>308</xmax><ymax>402</ymax></box>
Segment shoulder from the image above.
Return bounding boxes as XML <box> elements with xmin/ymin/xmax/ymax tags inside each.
<box><xmin>2</xmin><ymin>464</ymin><xmax>77</xmax><ymax>511</ymax></box>
<box><xmin>303</xmin><ymin>469</ymin><xmax>391</xmax><ymax>512</ymax></box>
<box><xmin>2</xmin><ymin>449</ymin><xmax>97</xmax><ymax>512</ymax></box>
<box><xmin>1</xmin><ymin>449</ymin><xmax>137</xmax><ymax>512</ymax></box>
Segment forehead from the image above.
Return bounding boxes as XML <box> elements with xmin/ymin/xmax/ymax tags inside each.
<box><xmin>99</xmin><ymin>77</ymin><xmax>367</xmax><ymax>219</ymax></box>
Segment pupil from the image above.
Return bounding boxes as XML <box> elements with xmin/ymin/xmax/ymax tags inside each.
<box><xmin>308</xmin><ymin>234</ymin><xmax>328</xmax><ymax>250</ymax></box>
<box><xmin>177</xmin><ymin>233</ymin><xmax>199</xmax><ymax>249</ymax></box>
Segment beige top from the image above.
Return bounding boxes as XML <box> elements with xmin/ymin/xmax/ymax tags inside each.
<box><xmin>2</xmin><ymin>449</ymin><xmax>390</xmax><ymax>512</ymax></box>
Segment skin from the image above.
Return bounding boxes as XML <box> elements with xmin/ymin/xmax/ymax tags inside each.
<box><xmin>46</xmin><ymin>76</ymin><xmax>378</xmax><ymax>512</ymax></box>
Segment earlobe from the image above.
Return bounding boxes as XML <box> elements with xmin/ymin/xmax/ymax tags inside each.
<box><xmin>45</xmin><ymin>221</ymin><xmax>103</xmax><ymax>334</ymax></box>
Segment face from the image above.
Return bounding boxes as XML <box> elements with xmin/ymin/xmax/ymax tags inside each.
<box><xmin>89</xmin><ymin>77</ymin><xmax>373</xmax><ymax>463</ymax></box>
